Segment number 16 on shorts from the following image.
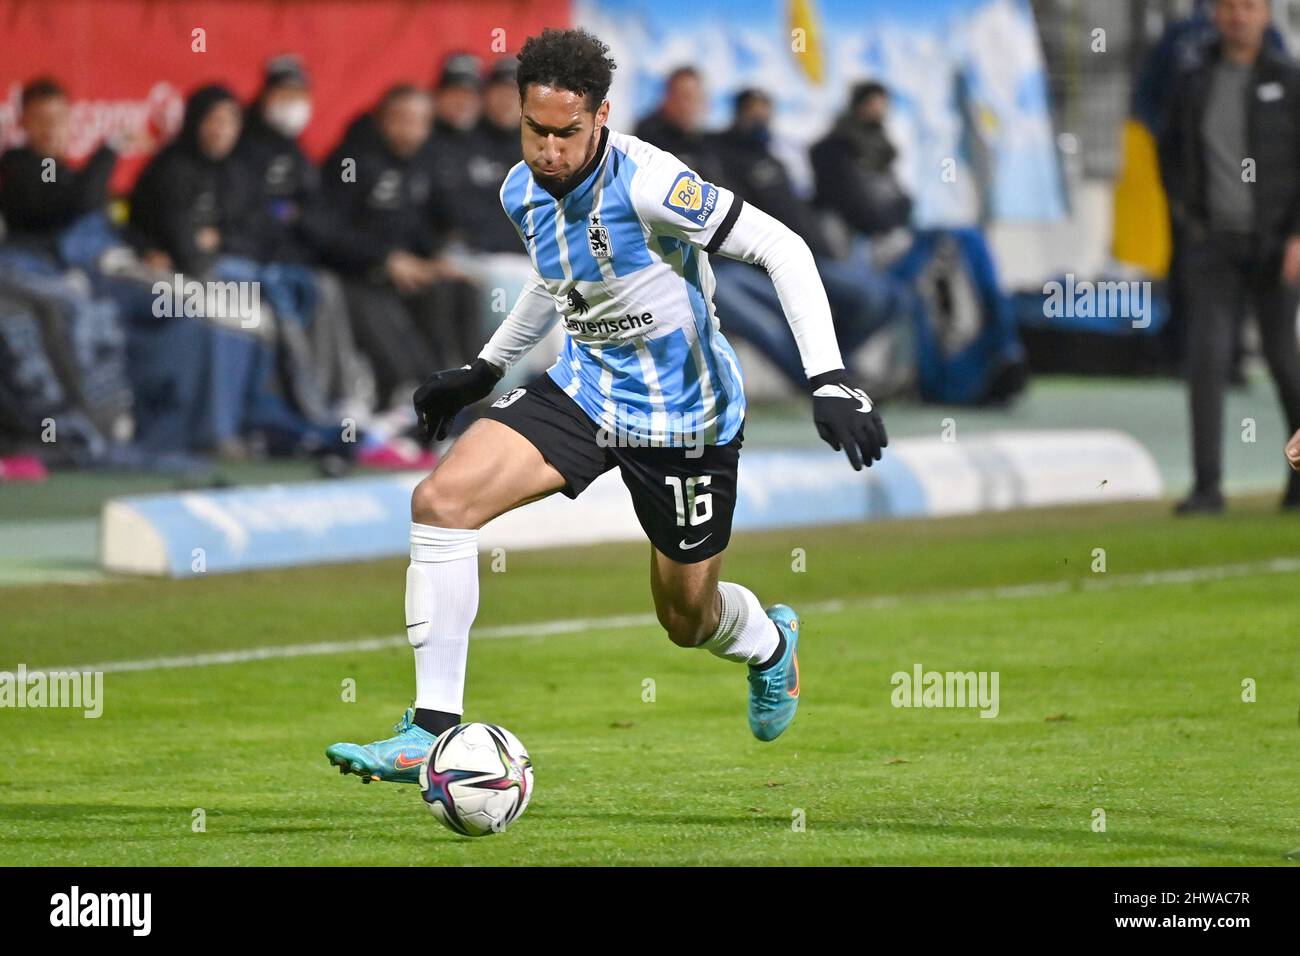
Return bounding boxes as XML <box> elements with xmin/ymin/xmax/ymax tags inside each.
<box><xmin>665</xmin><ymin>475</ymin><xmax>713</xmax><ymax>527</ymax></box>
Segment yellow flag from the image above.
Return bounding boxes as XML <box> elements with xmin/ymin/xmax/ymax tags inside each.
<box><xmin>788</xmin><ymin>0</ymin><xmax>824</xmax><ymax>85</ymax></box>
<box><xmin>1111</xmin><ymin>118</ymin><xmax>1171</xmax><ymax>277</ymax></box>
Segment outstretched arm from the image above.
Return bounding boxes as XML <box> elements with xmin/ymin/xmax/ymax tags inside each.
<box><xmin>710</xmin><ymin>200</ymin><xmax>845</xmax><ymax>382</ymax></box>
<box><xmin>635</xmin><ymin>157</ymin><xmax>888</xmax><ymax>469</ymax></box>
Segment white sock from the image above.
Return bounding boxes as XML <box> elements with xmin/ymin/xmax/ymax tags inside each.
<box><xmin>699</xmin><ymin>582</ymin><xmax>779</xmax><ymax>666</ymax></box>
<box><xmin>407</xmin><ymin>522</ymin><xmax>480</xmax><ymax>715</ymax></box>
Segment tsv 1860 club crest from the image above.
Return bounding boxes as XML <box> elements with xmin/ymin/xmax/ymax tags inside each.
<box><xmin>588</xmin><ymin>214</ymin><xmax>612</xmax><ymax>259</ymax></box>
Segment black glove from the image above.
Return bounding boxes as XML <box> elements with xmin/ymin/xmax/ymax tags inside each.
<box><xmin>809</xmin><ymin>368</ymin><xmax>888</xmax><ymax>471</ymax></box>
<box><xmin>413</xmin><ymin>357</ymin><xmax>503</xmax><ymax>443</ymax></box>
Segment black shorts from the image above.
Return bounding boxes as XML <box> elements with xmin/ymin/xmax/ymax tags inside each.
<box><xmin>480</xmin><ymin>372</ymin><xmax>744</xmax><ymax>563</ymax></box>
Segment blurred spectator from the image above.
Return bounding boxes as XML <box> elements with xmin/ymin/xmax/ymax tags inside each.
<box><xmin>129</xmin><ymin>84</ymin><xmax>263</xmax><ymax>272</ymax></box>
<box><xmin>235</xmin><ymin>55</ymin><xmax>377</xmax><ymax>425</ymax></box>
<box><xmin>438</xmin><ymin>56</ymin><xmax>523</xmax><ymax>254</ymax></box>
<box><xmin>433</xmin><ymin>52</ymin><xmax>483</xmax><ymax>136</ymax></box>
<box><xmin>0</xmin><ymin>78</ymin><xmax>118</xmax><ymax>258</ymax></box>
<box><xmin>811</xmin><ymin>81</ymin><xmax>912</xmax><ymax>250</ymax></box>
<box><xmin>1159</xmin><ymin>0</ymin><xmax>1300</xmax><ymax>513</ymax></box>
<box><xmin>634</xmin><ymin>66</ymin><xmax>725</xmax><ymax>184</ymax></box>
<box><xmin>127</xmin><ymin>85</ymin><xmax>345</xmax><ymax>460</ymax></box>
<box><xmin>236</xmin><ymin>54</ymin><xmax>321</xmax><ymax>264</ymax></box>
<box><xmin>1139</xmin><ymin>0</ymin><xmax>1285</xmax><ymax>380</ymax></box>
<box><xmin>321</xmin><ymin>85</ymin><xmax>476</xmax><ymax>406</ymax></box>
<box><xmin>709</xmin><ymin>88</ymin><xmax>917</xmax><ymax>389</ymax></box>
<box><xmin>713</xmin><ymin>89</ymin><xmax>831</xmax><ymax>259</ymax></box>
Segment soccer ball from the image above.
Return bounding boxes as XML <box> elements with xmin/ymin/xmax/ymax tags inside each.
<box><xmin>419</xmin><ymin>722</ymin><xmax>533</xmax><ymax>836</ymax></box>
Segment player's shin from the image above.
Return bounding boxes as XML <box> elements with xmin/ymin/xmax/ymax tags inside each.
<box><xmin>407</xmin><ymin>522</ymin><xmax>480</xmax><ymax>736</ymax></box>
<box><xmin>698</xmin><ymin>581</ymin><xmax>782</xmax><ymax>669</ymax></box>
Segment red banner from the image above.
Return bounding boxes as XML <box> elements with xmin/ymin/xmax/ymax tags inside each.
<box><xmin>0</xmin><ymin>0</ymin><xmax>570</xmax><ymax>190</ymax></box>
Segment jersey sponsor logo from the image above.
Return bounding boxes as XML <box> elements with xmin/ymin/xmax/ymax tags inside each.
<box><xmin>662</xmin><ymin>171</ymin><xmax>718</xmax><ymax>226</ymax></box>
<box><xmin>562</xmin><ymin>311</ymin><xmax>655</xmax><ymax>336</ymax></box>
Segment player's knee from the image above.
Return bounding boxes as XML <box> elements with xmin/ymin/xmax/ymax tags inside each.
<box><xmin>411</xmin><ymin>472</ymin><xmax>477</xmax><ymax>529</ymax></box>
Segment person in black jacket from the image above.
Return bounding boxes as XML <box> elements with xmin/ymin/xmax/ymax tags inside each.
<box><xmin>234</xmin><ymin>55</ymin><xmax>322</xmax><ymax>265</ymax></box>
<box><xmin>709</xmin><ymin>89</ymin><xmax>912</xmax><ymax>388</ymax></box>
<box><xmin>433</xmin><ymin>56</ymin><xmax>523</xmax><ymax>254</ymax></box>
<box><xmin>633</xmin><ymin>66</ymin><xmax>725</xmax><ymax>185</ymax></box>
<box><xmin>810</xmin><ymin>81</ymin><xmax>912</xmax><ymax>244</ymax></box>
<box><xmin>1159</xmin><ymin>0</ymin><xmax>1300</xmax><ymax>513</ymax></box>
<box><xmin>321</xmin><ymin>85</ymin><xmax>474</xmax><ymax>406</ymax></box>
<box><xmin>130</xmin><ymin>84</ymin><xmax>263</xmax><ymax>274</ymax></box>
<box><xmin>0</xmin><ymin>78</ymin><xmax>117</xmax><ymax>258</ymax></box>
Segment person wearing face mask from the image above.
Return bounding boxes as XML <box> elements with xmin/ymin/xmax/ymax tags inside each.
<box><xmin>231</xmin><ymin>56</ymin><xmax>381</xmax><ymax>439</ymax></box>
<box><xmin>235</xmin><ymin>55</ymin><xmax>320</xmax><ymax>265</ymax></box>
<box><xmin>128</xmin><ymin>85</ymin><xmax>345</xmax><ymax>461</ymax></box>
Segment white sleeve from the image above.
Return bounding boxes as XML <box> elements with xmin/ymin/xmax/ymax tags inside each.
<box><xmin>631</xmin><ymin>158</ymin><xmax>745</xmax><ymax>252</ymax></box>
<box><xmin>477</xmin><ymin>267</ymin><xmax>560</xmax><ymax>375</ymax></box>
<box><xmin>712</xmin><ymin>200</ymin><xmax>845</xmax><ymax>381</ymax></box>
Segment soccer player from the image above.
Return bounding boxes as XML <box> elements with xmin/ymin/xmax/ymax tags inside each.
<box><xmin>326</xmin><ymin>28</ymin><xmax>887</xmax><ymax>783</ymax></box>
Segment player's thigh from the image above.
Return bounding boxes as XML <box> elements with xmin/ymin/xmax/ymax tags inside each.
<box><xmin>411</xmin><ymin>417</ymin><xmax>567</xmax><ymax>529</ymax></box>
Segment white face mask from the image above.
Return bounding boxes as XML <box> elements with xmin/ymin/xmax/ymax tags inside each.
<box><xmin>265</xmin><ymin>100</ymin><xmax>312</xmax><ymax>138</ymax></box>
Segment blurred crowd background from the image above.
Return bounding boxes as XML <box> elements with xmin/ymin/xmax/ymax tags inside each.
<box><xmin>1</xmin><ymin>0</ymin><xmax>1298</xmax><ymax>509</ymax></box>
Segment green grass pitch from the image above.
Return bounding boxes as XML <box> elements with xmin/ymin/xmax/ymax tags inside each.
<box><xmin>2</xmin><ymin>496</ymin><xmax>1297</xmax><ymax>865</ymax></box>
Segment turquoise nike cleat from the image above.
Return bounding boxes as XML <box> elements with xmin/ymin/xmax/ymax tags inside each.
<box><xmin>326</xmin><ymin>707</ymin><xmax>436</xmax><ymax>784</ymax></box>
<box><xmin>748</xmin><ymin>604</ymin><xmax>801</xmax><ymax>742</ymax></box>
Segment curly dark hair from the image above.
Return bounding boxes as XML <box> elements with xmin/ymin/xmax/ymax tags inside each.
<box><xmin>516</xmin><ymin>27</ymin><xmax>617</xmax><ymax>112</ymax></box>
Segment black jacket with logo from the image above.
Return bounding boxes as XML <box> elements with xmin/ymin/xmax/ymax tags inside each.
<box><xmin>318</xmin><ymin>117</ymin><xmax>453</xmax><ymax>276</ymax></box>
<box><xmin>233</xmin><ymin>109</ymin><xmax>324</xmax><ymax>264</ymax></box>
<box><xmin>427</xmin><ymin>117</ymin><xmax>521</xmax><ymax>254</ymax></box>
<box><xmin>1159</xmin><ymin>40</ymin><xmax>1300</xmax><ymax>257</ymax></box>
<box><xmin>129</xmin><ymin>87</ymin><xmax>265</xmax><ymax>273</ymax></box>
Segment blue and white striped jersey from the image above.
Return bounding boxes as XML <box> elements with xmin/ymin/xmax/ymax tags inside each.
<box><xmin>495</xmin><ymin>127</ymin><xmax>748</xmax><ymax>447</ymax></box>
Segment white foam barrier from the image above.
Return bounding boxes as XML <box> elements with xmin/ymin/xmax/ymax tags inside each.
<box><xmin>100</xmin><ymin>429</ymin><xmax>1161</xmax><ymax>577</ymax></box>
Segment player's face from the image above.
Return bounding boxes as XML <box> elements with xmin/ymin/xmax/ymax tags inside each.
<box><xmin>520</xmin><ymin>84</ymin><xmax>609</xmax><ymax>190</ymax></box>
<box><xmin>22</xmin><ymin>96</ymin><xmax>70</xmax><ymax>158</ymax></box>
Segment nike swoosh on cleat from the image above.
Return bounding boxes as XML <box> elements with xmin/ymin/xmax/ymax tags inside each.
<box><xmin>679</xmin><ymin>533</ymin><xmax>713</xmax><ymax>550</ymax></box>
<box><xmin>393</xmin><ymin>752</ymin><xmax>427</xmax><ymax>770</ymax></box>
